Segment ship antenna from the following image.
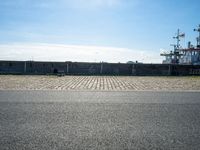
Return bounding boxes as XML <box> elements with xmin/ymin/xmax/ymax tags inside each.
<box><xmin>194</xmin><ymin>24</ymin><xmax>200</xmax><ymax>48</ymax></box>
<box><xmin>173</xmin><ymin>29</ymin><xmax>185</xmax><ymax>52</ymax></box>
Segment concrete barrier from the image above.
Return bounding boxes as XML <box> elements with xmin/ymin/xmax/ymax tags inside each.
<box><xmin>0</xmin><ymin>60</ymin><xmax>200</xmax><ymax>76</ymax></box>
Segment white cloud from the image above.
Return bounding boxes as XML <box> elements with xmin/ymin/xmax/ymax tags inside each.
<box><xmin>0</xmin><ymin>43</ymin><xmax>162</xmax><ymax>63</ymax></box>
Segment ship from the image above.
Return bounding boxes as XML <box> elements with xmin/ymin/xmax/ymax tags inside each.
<box><xmin>161</xmin><ymin>24</ymin><xmax>200</xmax><ymax>65</ymax></box>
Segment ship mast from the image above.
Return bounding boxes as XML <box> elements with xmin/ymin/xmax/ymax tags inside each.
<box><xmin>194</xmin><ymin>24</ymin><xmax>200</xmax><ymax>48</ymax></box>
<box><xmin>161</xmin><ymin>24</ymin><xmax>200</xmax><ymax>65</ymax></box>
<box><xmin>171</xmin><ymin>29</ymin><xmax>185</xmax><ymax>62</ymax></box>
<box><xmin>173</xmin><ymin>29</ymin><xmax>185</xmax><ymax>52</ymax></box>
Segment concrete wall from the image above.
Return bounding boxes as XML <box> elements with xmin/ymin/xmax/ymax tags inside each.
<box><xmin>0</xmin><ymin>60</ymin><xmax>200</xmax><ymax>76</ymax></box>
<box><xmin>0</xmin><ymin>61</ymin><xmax>24</xmax><ymax>74</ymax></box>
<box><xmin>132</xmin><ymin>64</ymin><xmax>170</xmax><ymax>76</ymax></box>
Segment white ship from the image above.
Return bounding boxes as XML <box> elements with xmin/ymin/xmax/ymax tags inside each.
<box><xmin>161</xmin><ymin>24</ymin><xmax>200</xmax><ymax>65</ymax></box>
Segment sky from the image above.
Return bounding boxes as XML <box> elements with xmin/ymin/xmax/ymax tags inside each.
<box><xmin>0</xmin><ymin>0</ymin><xmax>199</xmax><ymax>63</ymax></box>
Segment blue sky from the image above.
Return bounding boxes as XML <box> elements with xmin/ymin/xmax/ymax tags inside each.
<box><xmin>0</xmin><ymin>0</ymin><xmax>199</xmax><ymax>63</ymax></box>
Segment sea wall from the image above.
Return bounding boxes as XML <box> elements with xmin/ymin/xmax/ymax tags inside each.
<box><xmin>0</xmin><ymin>60</ymin><xmax>200</xmax><ymax>76</ymax></box>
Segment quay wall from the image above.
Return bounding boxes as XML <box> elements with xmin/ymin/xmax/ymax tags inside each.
<box><xmin>0</xmin><ymin>60</ymin><xmax>200</xmax><ymax>76</ymax></box>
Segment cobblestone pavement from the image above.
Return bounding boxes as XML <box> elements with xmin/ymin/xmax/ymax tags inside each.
<box><xmin>0</xmin><ymin>75</ymin><xmax>200</xmax><ymax>91</ymax></box>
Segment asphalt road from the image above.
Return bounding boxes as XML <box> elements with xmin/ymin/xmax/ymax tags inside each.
<box><xmin>0</xmin><ymin>91</ymin><xmax>200</xmax><ymax>150</ymax></box>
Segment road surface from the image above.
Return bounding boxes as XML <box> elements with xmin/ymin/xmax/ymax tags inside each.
<box><xmin>0</xmin><ymin>91</ymin><xmax>200</xmax><ymax>149</ymax></box>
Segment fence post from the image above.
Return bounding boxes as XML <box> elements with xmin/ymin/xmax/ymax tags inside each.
<box><xmin>100</xmin><ymin>63</ymin><xmax>103</xmax><ymax>74</ymax></box>
<box><xmin>132</xmin><ymin>64</ymin><xmax>136</xmax><ymax>75</ymax></box>
<box><xmin>66</xmin><ymin>63</ymin><xmax>69</xmax><ymax>74</ymax></box>
<box><xmin>168</xmin><ymin>64</ymin><xmax>171</xmax><ymax>76</ymax></box>
<box><xmin>24</xmin><ymin>61</ymin><xmax>26</xmax><ymax>73</ymax></box>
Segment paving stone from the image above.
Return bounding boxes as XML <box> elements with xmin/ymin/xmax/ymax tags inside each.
<box><xmin>0</xmin><ymin>75</ymin><xmax>200</xmax><ymax>91</ymax></box>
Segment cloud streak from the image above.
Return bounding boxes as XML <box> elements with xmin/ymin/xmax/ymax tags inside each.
<box><xmin>61</xmin><ymin>0</ymin><xmax>126</xmax><ymax>9</ymax></box>
<box><xmin>0</xmin><ymin>43</ymin><xmax>162</xmax><ymax>63</ymax></box>
<box><xmin>79</xmin><ymin>0</ymin><xmax>121</xmax><ymax>7</ymax></box>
